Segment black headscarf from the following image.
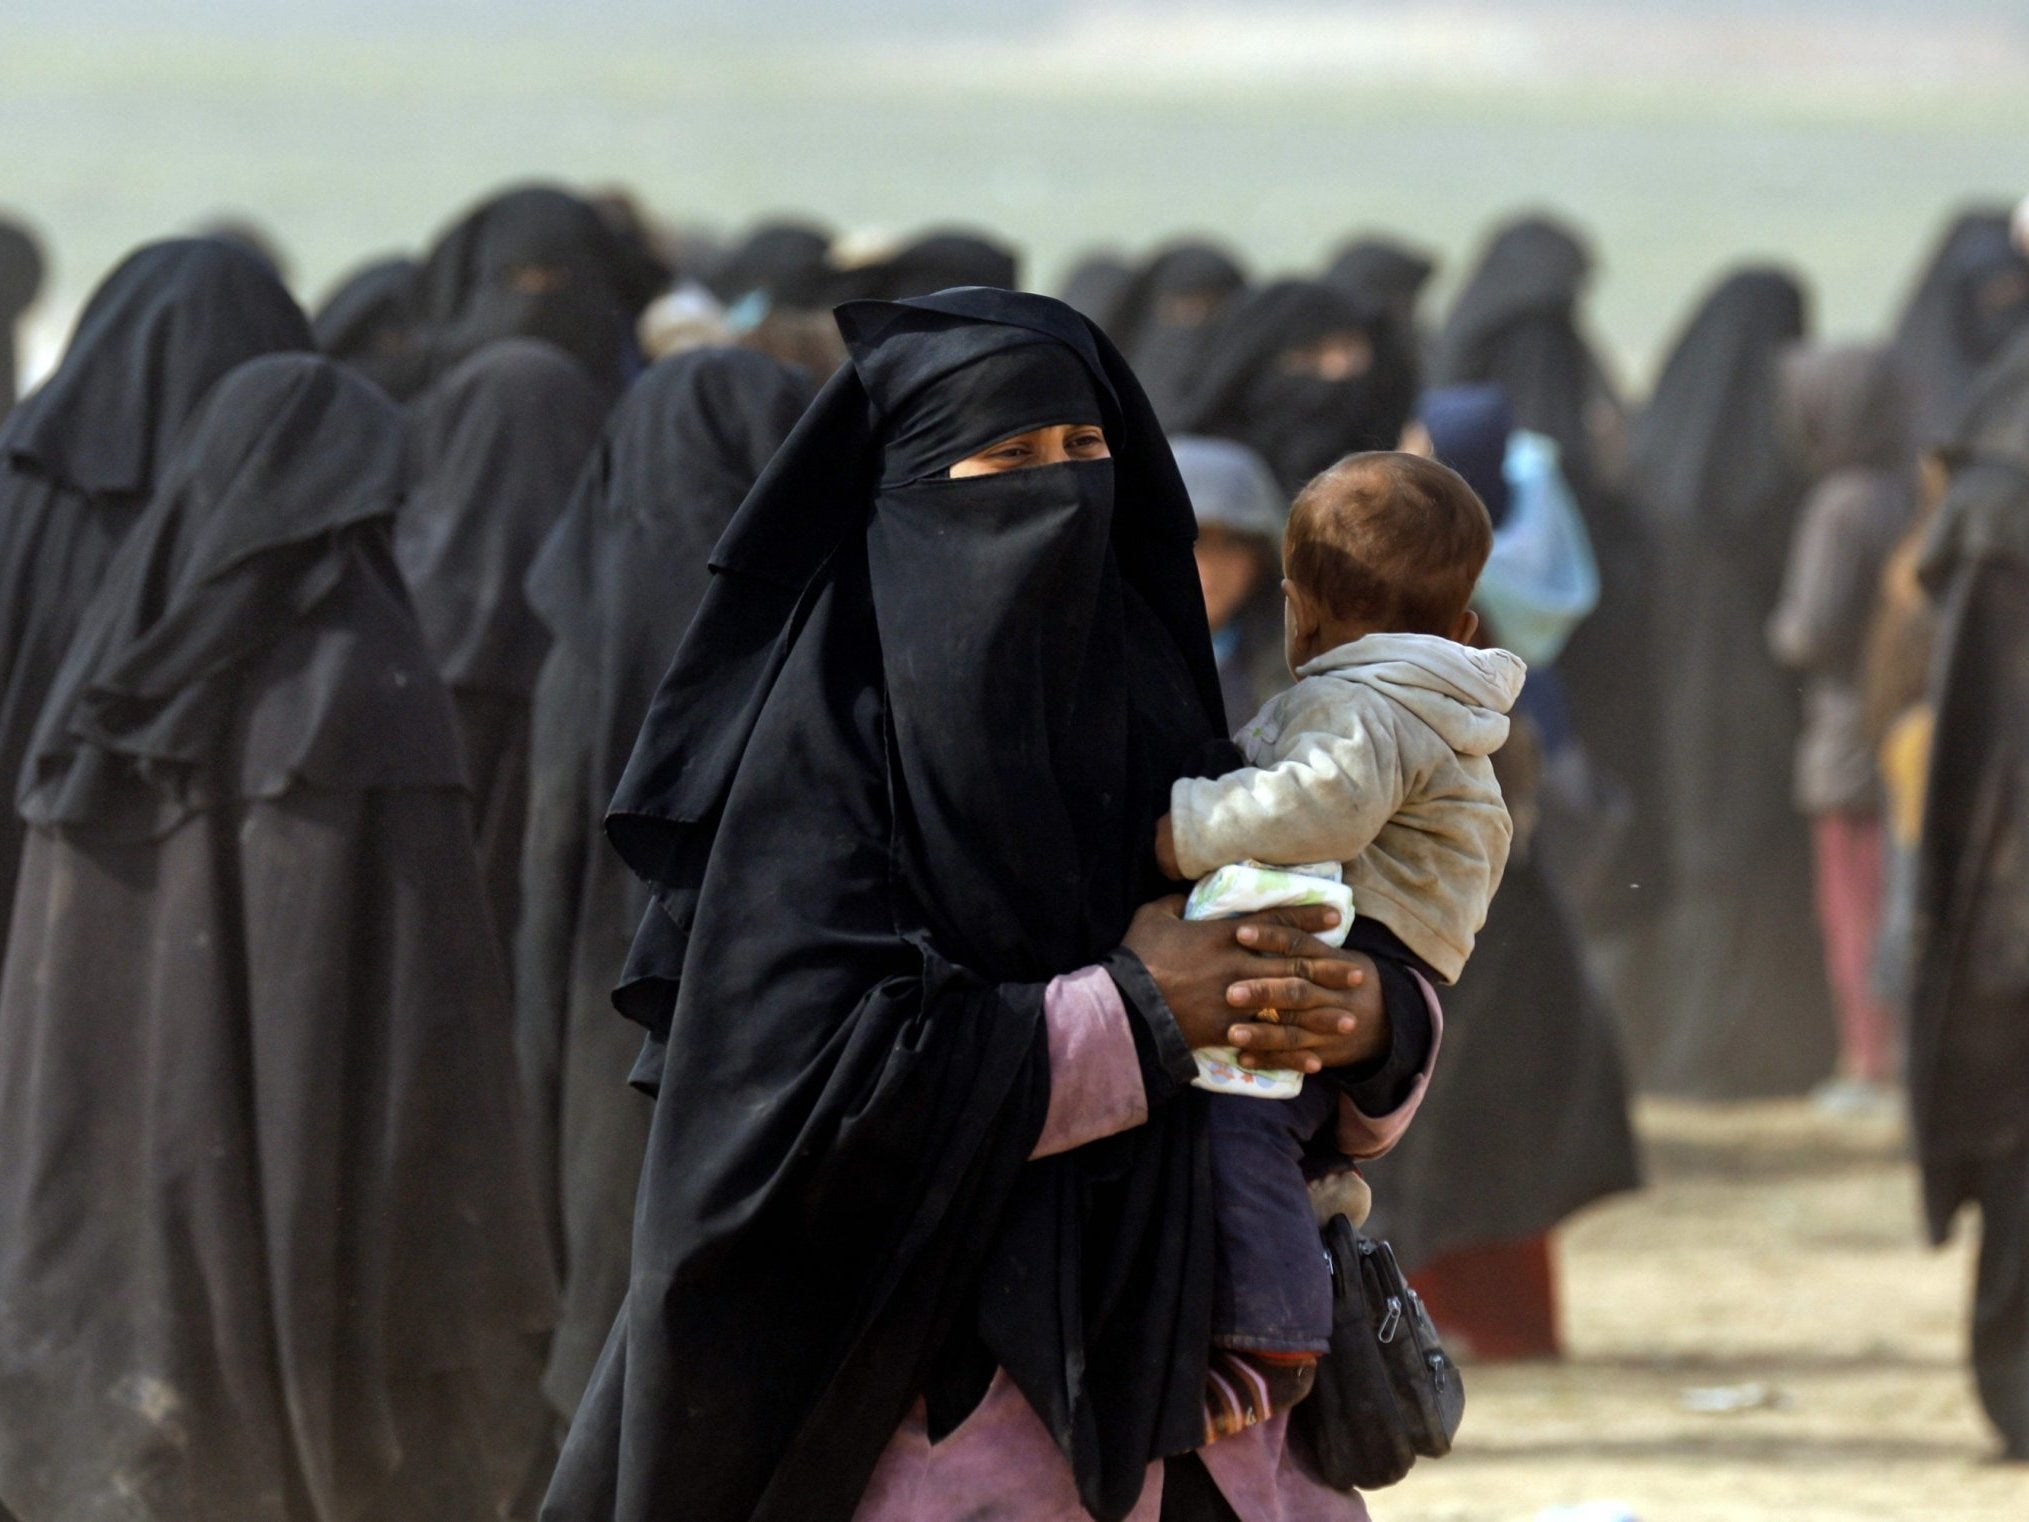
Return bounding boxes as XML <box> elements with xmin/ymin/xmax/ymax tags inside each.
<box><xmin>1892</xmin><ymin>208</ymin><xmax>2029</xmax><ymax>447</ymax></box>
<box><xmin>1322</xmin><ymin>236</ymin><xmax>1437</xmax><ymax>334</ymax></box>
<box><xmin>312</xmin><ymin>254</ymin><xmax>421</xmax><ymax>394</ymax></box>
<box><xmin>838</xmin><ymin>229</ymin><xmax>1022</xmax><ymax>303</ymax></box>
<box><xmin>397</xmin><ymin>337</ymin><xmax>609</xmax><ymax>698</ymax></box>
<box><xmin>1111</xmin><ymin>240</ymin><xmax>1249</xmax><ymax>427</ymax></box>
<box><xmin>1434</xmin><ymin>214</ymin><xmax>1619</xmax><ymax>483</ymax></box>
<box><xmin>19</xmin><ymin>353</ymin><xmax>455</xmax><ymax>841</ymax></box>
<box><xmin>1630</xmin><ymin>267</ymin><xmax>1809</xmax><ymax>564</ymax></box>
<box><xmin>1175</xmin><ymin>277</ymin><xmax>1418</xmax><ymax>494</ymax></box>
<box><xmin>1058</xmin><ymin>251</ymin><xmax>1136</xmax><ymax>337</ymax></box>
<box><xmin>7</xmin><ymin>238</ymin><xmax>313</xmax><ymax>499</ymax></box>
<box><xmin>0</xmin><ymin>214</ymin><xmax>45</xmax><ymax>418</ymax></box>
<box><xmin>708</xmin><ymin>219</ymin><xmax>836</xmax><ymax>309</ymax></box>
<box><xmin>406</xmin><ymin>184</ymin><xmax>657</xmax><ymax>398</ymax></box>
<box><xmin>545</xmin><ymin>289</ymin><xmax>1224</xmax><ymax>1522</ymax></box>
<box><xmin>0</xmin><ymin>238</ymin><xmax>312</xmax><ymax>959</ymax></box>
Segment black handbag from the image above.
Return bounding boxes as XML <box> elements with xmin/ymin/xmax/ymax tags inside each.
<box><xmin>1291</xmin><ymin>1213</ymin><xmax>1465</xmax><ymax>1491</ymax></box>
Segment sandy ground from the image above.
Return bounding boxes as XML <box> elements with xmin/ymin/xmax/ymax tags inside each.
<box><xmin>1374</xmin><ymin>1100</ymin><xmax>2029</xmax><ymax>1522</ymax></box>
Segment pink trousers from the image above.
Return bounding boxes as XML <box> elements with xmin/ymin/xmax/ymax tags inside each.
<box><xmin>1812</xmin><ymin>811</ymin><xmax>1896</xmax><ymax>1083</ymax></box>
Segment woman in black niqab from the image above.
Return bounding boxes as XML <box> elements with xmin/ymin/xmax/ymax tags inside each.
<box><xmin>543</xmin><ymin>288</ymin><xmax>1238</xmax><ymax>1522</ymax></box>
<box><xmin>0</xmin><ymin>354</ymin><xmax>555</xmax><ymax>1522</ymax></box>
<box><xmin>515</xmin><ymin>346</ymin><xmax>814</xmax><ymax>1422</ymax></box>
<box><xmin>312</xmin><ymin>253</ymin><xmax>421</xmax><ymax>395</ymax></box>
<box><xmin>1891</xmin><ymin>208</ymin><xmax>2029</xmax><ymax>447</ymax></box>
<box><xmin>1624</xmin><ymin>265</ymin><xmax>1834</xmax><ymax>1097</ymax></box>
<box><xmin>1174</xmin><ymin>277</ymin><xmax>1417</xmax><ymax>495</ymax></box>
<box><xmin>1111</xmin><ymin>240</ymin><xmax>1249</xmax><ymax>427</ymax></box>
<box><xmin>1321</xmin><ymin>235</ymin><xmax>1436</xmax><ymax>338</ymax></box>
<box><xmin>397</xmin><ymin>337</ymin><xmax>608</xmax><ymax>958</ymax></box>
<box><xmin>0</xmin><ymin>236</ymin><xmax>311</xmax><ymax>968</ymax></box>
<box><xmin>402</xmin><ymin>184</ymin><xmax>661</xmax><ymax>400</ymax></box>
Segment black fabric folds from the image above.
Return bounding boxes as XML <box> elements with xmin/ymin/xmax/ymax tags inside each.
<box><xmin>7</xmin><ymin>238</ymin><xmax>313</xmax><ymax>499</ymax></box>
<box><xmin>1624</xmin><ymin>267</ymin><xmax>1834</xmax><ymax>1097</ymax></box>
<box><xmin>1909</xmin><ymin>457</ymin><xmax>2029</xmax><ymax>1240</ymax></box>
<box><xmin>397</xmin><ymin>336</ymin><xmax>608</xmax><ymax>957</ymax></box>
<box><xmin>544</xmin><ymin>288</ymin><xmax>1225</xmax><ymax>1522</ymax></box>
<box><xmin>19</xmin><ymin>353</ymin><xmax>454</xmax><ymax>839</ymax></box>
<box><xmin>0</xmin><ymin>237</ymin><xmax>311</xmax><ymax>960</ymax></box>
<box><xmin>1175</xmin><ymin>278</ymin><xmax>1417</xmax><ymax>494</ymax></box>
<box><xmin>0</xmin><ymin>353</ymin><xmax>555</xmax><ymax>1522</ymax></box>
<box><xmin>516</xmin><ymin>347</ymin><xmax>813</xmax><ymax>1418</ymax></box>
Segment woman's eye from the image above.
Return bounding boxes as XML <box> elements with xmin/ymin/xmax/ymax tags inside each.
<box><xmin>1070</xmin><ymin>433</ymin><xmax>1105</xmax><ymax>452</ymax></box>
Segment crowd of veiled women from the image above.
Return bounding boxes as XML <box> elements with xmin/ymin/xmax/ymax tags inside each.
<box><xmin>0</xmin><ymin>181</ymin><xmax>2026</xmax><ymax>1522</ymax></box>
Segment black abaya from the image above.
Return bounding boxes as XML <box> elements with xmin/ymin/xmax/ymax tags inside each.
<box><xmin>515</xmin><ymin>347</ymin><xmax>813</xmax><ymax>1419</ymax></box>
<box><xmin>0</xmin><ymin>237</ymin><xmax>311</xmax><ymax>971</ymax></box>
<box><xmin>397</xmin><ymin>337</ymin><xmax>608</xmax><ymax>957</ymax></box>
<box><xmin>0</xmin><ymin>354</ymin><xmax>555</xmax><ymax>1522</ymax></box>
<box><xmin>1432</xmin><ymin>214</ymin><xmax>1659</xmax><ymax>932</ymax></box>
<box><xmin>544</xmin><ymin>289</ymin><xmax>1228</xmax><ymax>1522</ymax></box>
<box><xmin>1907</xmin><ymin>457</ymin><xmax>2029</xmax><ymax>1457</ymax></box>
<box><xmin>1625</xmin><ymin>266</ymin><xmax>1834</xmax><ymax>1097</ymax></box>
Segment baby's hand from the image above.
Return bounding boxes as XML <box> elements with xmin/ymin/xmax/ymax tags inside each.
<box><xmin>1154</xmin><ymin>814</ymin><xmax>1183</xmax><ymax>880</ymax></box>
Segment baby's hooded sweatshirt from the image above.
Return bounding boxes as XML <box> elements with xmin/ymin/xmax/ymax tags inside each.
<box><xmin>1169</xmin><ymin>631</ymin><xmax>1526</xmax><ymax>983</ymax></box>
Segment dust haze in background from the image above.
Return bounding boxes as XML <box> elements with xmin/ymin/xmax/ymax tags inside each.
<box><xmin>4</xmin><ymin>0</ymin><xmax>2026</xmax><ymax>388</ymax></box>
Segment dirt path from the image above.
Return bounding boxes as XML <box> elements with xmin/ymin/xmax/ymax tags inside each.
<box><xmin>1376</xmin><ymin>1100</ymin><xmax>2029</xmax><ymax>1522</ymax></box>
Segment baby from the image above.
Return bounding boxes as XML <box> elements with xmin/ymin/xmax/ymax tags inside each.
<box><xmin>1155</xmin><ymin>450</ymin><xmax>1525</xmax><ymax>1440</ymax></box>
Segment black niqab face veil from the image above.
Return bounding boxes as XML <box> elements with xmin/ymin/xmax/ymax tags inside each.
<box><xmin>548</xmin><ymin>290</ymin><xmax>1223</xmax><ymax>1522</ymax></box>
<box><xmin>4</xmin><ymin>238</ymin><xmax>313</xmax><ymax>498</ymax></box>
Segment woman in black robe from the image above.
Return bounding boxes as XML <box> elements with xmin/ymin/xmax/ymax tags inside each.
<box><xmin>1320</xmin><ymin>236</ymin><xmax>1436</xmax><ymax>341</ymax></box>
<box><xmin>1908</xmin><ymin>453</ymin><xmax>2029</xmax><ymax>1458</ymax></box>
<box><xmin>1433</xmin><ymin>214</ymin><xmax>1659</xmax><ymax>939</ymax></box>
<box><xmin>1174</xmin><ymin>278</ymin><xmax>1417</xmax><ymax>496</ymax></box>
<box><xmin>1111</xmin><ymin>241</ymin><xmax>1249</xmax><ymax>429</ymax></box>
<box><xmin>1891</xmin><ymin>208</ymin><xmax>2029</xmax><ymax>448</ymax></box>
<box><xmin>0</xmin><ymin>237</ymin><xmax>311</xmax><ymax>970</ymax></box>
<box><xmin>1624</xmin><ymin>266</ymin><xmax>1834</xmax><ymax>1097</ymax></box>
<box><xmin>398</xmin><ymin>184</ymin><xmax>665</xmax><ymax>400</ymax></box>
<box><xmin>543</xmin><ymin>288</ymin><xmax>1427</xmax><ymax>1522</ymax></box>
<box><xmin>397</xmin><ymin>337</ymin><xmax>608</xmax><ymax>959</ymax></box>
<box><xmin>0</xmin><ymin>354</ymin><xmax>555</xmax><ymax>1522</ymax></box>
<box><xmin>515</xmin><ymin>347</ymin><xmax>813</xmax><ymax>1422</ymax></box>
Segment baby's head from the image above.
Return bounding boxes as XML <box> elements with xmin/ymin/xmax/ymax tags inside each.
<box><xmin>1281</xmin><ymin>450</ymin><xmax>1493</xmax><ymax>672</ymax></box>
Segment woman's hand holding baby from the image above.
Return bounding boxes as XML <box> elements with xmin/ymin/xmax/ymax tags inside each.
<box><xmin>1121</xmin><ymin>896</ymin><xmax>1387</xmax><ymax>1074</ymax></box>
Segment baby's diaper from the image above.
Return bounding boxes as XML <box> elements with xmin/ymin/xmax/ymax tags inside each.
<box><xmin>1184</xmin><ymin>861</ymin><xmax>1354</xmax><ymax>1099</ymax></box>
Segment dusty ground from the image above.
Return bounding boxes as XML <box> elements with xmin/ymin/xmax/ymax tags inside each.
<box><xmin>1376</xmin><ymin>1100</ymin><xmax>2029</xmax><ymax>1522</ymax></box>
